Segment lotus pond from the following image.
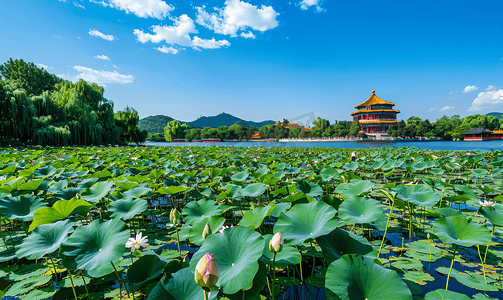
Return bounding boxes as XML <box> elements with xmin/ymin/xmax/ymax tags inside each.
<box><xmin>0</xmin><ymin>146</ymin><xmax>502</xmax><ymax>300</ymax></box>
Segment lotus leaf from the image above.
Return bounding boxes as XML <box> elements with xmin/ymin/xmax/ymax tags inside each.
<box><xmin>320</xmin><ymin>167</ymin><xmax>339</xmax><ymax>181</ymax></box>
<box><xmin>6</xmin><ymin>264</ymin><xmax>50</xmax><ymax>281</ymax></box>
<box><xmin>33</xmin><ymin>165</ymin><xmax>57</xmax><ymax>177</ymax></box>
<box><xmin>317</xmin><ymin>228</ymin><xmax>377</xmax><ymax>264</ymax></box>
<box><xmin>122</xmin><ymin>183</ymin><xmax>152</xmax><ymax>199</ymax></box>
<box><xmin>295</xmin><ymin>180</ymin><xmax>323</xmax><ymax>197</ymax></box>
<box><xmin>0</xmin><ymin>195</ymin><xmax>46</xmax><ymax>221</ymax></box>
<box><xmin>326</xmin><ymin>254</ymin><xmax>413</xmax><ymax>300</ymax></box>
<box><xmin>61</xmin><ymin>218</ymin><xmax>130</xmax><ymax>277</ymax></box>
<box><xmin>334</xmin><ymin>180</ymin><xmax>374</xmax><ymax>199</ymax></box>
<box><xmin>127</xmin><ymin>254</ymin><xmax>168</xmax><ymax>286</ymax></box>
<box><xmin>23</xmin><ymin>286</ymin><xmax>58</xmax><ymax>300</ymax></box>
<box><xmin>424</xmin><ymin>289</ymin><xmax>470</xmax><ymax>300</ymax></box>
<box><xmin>273</xmin><ymin>201</ymin><xmax>338</xmax><ymax>246</ymax></box>
<box><xmin>239</xmin><ymin>183</ymin><xmax>267</xmax><ymax>197</ymax></box>
<box><xmin>338</xmin><ymin>196</ymin><xmax>384</xmax><ymax>224</ymax></box>
<box><xmin>17</xmin><ymin>219</ymin><xmax>74</xmax><ymax>259</ymax></box>
<box><xmin>80</xmin><ymin>180</ymin><xmax>114</xmax><ymax>203</ymax></box>
<box><xmin>432</xmin><ymin>216</ymin><xmax>491</xmax><ymax>247</ymax></box>
<box><xmin>5</xmin><ymin>275</ymin><xmax>52</xmax><ymax>296</ymax></box>
<box><xmin>29</xmin><ymin>198</ymin><xmax>93</xmax><ymax>231</ymax></box>
<box><xmin>190</xmin><ymin>225</ymin><xmax>264</xmax><ymax>294</ymax></box>
<box><xmin>238</xmin><ymin>205</ymin><xmax>274</xmax><ymax>229</ymax></box>
<box><xmin>152</xmin><ymin>268</ymin><xmax>218</xmax><ymax>300</ymax></box>
<box><xmin>109</xmin><ymin>198</ymin><xmax>148</xmax><ymax>220</ymax></box>
<box><xmin>182</xmin><ymin>199</ymin><xmax>223</xmax><ymax>225</ymax></box>
<box><xmin>231</xmin><ymin>171</ymin><xmax>249</xmax><ymax>182</ymax></box>
<box><xmin>157</xmin><ymin>185</ymin><xmax>188</xmax><ymax>195</ymax></box>
<box><xmin>478</xmin><ymin>205</ymin><xmax>503</xmax><ymax>227</ymax></box>
<box><xmin>188</xmin><ymin>215</ymin><xmax>225</xmax><ymax>245</ymax></box>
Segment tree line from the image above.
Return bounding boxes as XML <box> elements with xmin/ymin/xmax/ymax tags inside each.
<box><xmin>158</xmin><ymin>114</ymin><xmax>503</xmax><ymax>142</ymax></box>
<box><xmin>0</xmin><ymin>58</ymin><xmax>147</xmax><ymax>146</ymax></box>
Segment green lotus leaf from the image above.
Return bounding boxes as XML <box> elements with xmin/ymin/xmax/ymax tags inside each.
<box><xmin>317</xmin><ymin>228</ymin><xmax>377</xmax><ymax>264</ymax></box>
<box><xmin>412</xmin><ymin>162</ymin><xmax>429</xmax><ymax>171</ymax></box>
<box><xmin>0</xmin><ymin>195</ymin><xmax>46</xmax><ymax>221</ymax></box>
<box><xmin>295</xmin><ymin>180</ymin><xmax>323</xmax><ymax>197</ymax></box>
<box><xmin>115</xmin><ymin>180</ymin><xmax>139</xmax><ymax>190</ymax></box>
<box><xmin>238</xmin><ymin>205</ymin><xmax>274</xmax><ymax>229</ymax></box>
<box><xmin>231</xmin><ymin>171</ymin><xmax>249</xmax><ymax>182</ymax></box>
<box><xmin>343</xmin><ymin>162</ymin><xmax>359</xmax><ymax>171</ymax></box>
<box><xmin>269</xmin><ymin>203</ymin><xmax>290</xmax><ymax>218</ymax></box>
<box><xmin>6</xmin><ymin>264</ymin><xmax>50</xmax><ymax>281</ymax></box>
<box><xmin>157</xmin><ymin>185</ymin><xmax>188</xmax><ymax>195</ymax></box>
<box><xmin>188</xmin><ymin>216</ymin><xmax>225</xmax><ymax>245</ymax></box>
<box><xmin>406</xmin><ymin>241</ymin><xmax>441</xmax><ymax>255</ymax></box>
<box><xmin>47</xmin><ymin>180</ymin><xmax>68</xmax><ymax>193</ymax></box>
<box><xmin>320</xmin><ymin>167</ymin><xmax>339</xmax><ymax>181</ymax></box>
<box><xmin>80</xmin><ymin>180</ymin><xmax>114</xmax><ymax>203</ymax></box>
<box><xmin>326</xmin><ymin>254</ymin><xmax>413</xmax><ymax>300</ymax></box>
<box><xmin>432</xmin><ymin>216</ymin><xmax>491</xmax><ymax>247</ymax></box>
<box><xmin>429</xmin><ymin>168</ymin><xmax>445</xmax><ymax>175</ymax></box>
<box><xmin>478</xmin><ymin>205</ymin><xmax>503</xmax><ymax>227</ymax></box>
<box><xmin>338</xmin><ymin>196</ymin><xmax>384</xmax><ymax>225</ymax></box>
<box><xmin>424</xmin><ymin>289</ymin><xmax>470</xmax><ymax>300</ymax></box>
<box><xmin>53</xmin><ymin>187</ymin><xmax>85</xmax><ymax>200</ymax></box>
<box><xmin>18</xmin><ymin>179</ymin><xmax>43</xmax><ymax>191</ymax></box>
<box><xmin>391</xmin><ymin>258</ymin><xmax>424</xmax><ymax>271</ymax></box>
<box><xmin>109</xmin><ymin>198</ymin><xmax>148</xmax><ymax>220</ymax></box>
<box><xmin>472</xmin><ymin>293</ymin><xmax>500</xmax><ymax>300</ymax></box>
<box><xmin>273</xmin><ymin>201</ymin><xmax>338</xmax><ymax>246</ymax></box>
<box><xmin>61</xmin><ymin>218</ymin><xmax>130</xmax><ymax>277</ymax></box>
<box><xmin>452</xmin><ymin>272</ymin><xmax>499</xmax><ymax>291</ymax></box>
<box><xmin>260</xmin><ymin>234</ymin><xmax>302</xmax><ymax>268</ymax></box>
<box><xmin>77</xmin><ymin>178</ymin><xmax>99</xmax><ymax>188</ymax></box>
<box><xmin>239</xmin><ymin>183</ymin><xmax>267</xmax><ymax>198</ymax></box>
<box><xmin>434</xmin><ymin>208</ymin><xmax>465</xmax><ymax>218</ymax></box>
<box><xmin>392</xmin><ymin>185</ymin><xmax>441</xmax><ymax>207</ymax></box>
<box><xmin>23</xmin><ymin>286</ymin><xmax>58</xmax><ymax>300</ymax></box>
<box><xmin>33</xmin><ymin>165</ymin><xmax>57</xmax><ymax>177</ymax></box>
<box><xmin>0</xmin><ymin>247</ymin><xmax>17</xmax><ymax>262</ymax></box>
<box><xmin>190</xmin><ymin>225</ymin><xmax>264</xmax><ymax>294</ymax></box>
<box><xmin>58</xmin><ymin>275</ymin><xmax>89</xmax><ymax>287</ymax></box>
<box><xmin>453</xmin><ymin>184</ymin><xmax>477</xmax><ymax>200</ymax></box>
<box><xmin>122</xmin><ymin>183</ymin><xmax>152</xmax><ymax>200</ymax></box>
<box><xmin>29</xmin><ymin>198</ymin><xmax>93</xmax><ymax>231</ymax></box>
<box><xmin>5</xmin><ymin>275</ymin><xmax>52</xmax><ymax>296</ymax></box>
<box><xmin>182</xmin><ymin>199</ymin><xmax>223</xmax><ymax>225</ymax></box>
<box><xmin>152</xmin><ymin>268</ymin><xmax>218</xmax><ymax>300</ymax></box>
<box><xmin>334</xmin><ymin>180</ymin><xmax>374</xmax><ymax>199</ymax></box>
<box><xmin>403</xmin><ymin>271</ymin><xmax>434</xmax><ymax>285</ymax></box>
<box><xmin>127</xmin><ymin>254</ymin><xmax>168</xmax><ymax>286</ymax></box>
<box><xmin>17</xmin><ymin>220</ymin><xmax>74</xmax><ymax>259</ymax></box>
<box><xmin>471</xmin><ymin>169</ymin><xmax>489</xmax><ymax>177</ymax></box>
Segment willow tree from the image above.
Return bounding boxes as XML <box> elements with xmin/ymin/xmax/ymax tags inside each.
<box><xmin>0</xmin><ymin>58</ymin><xmax>61</xmax><ymax>96</ymax></box>
<box><xmin>164</xmin><ymin>120</ymin><xmax>190</xmax><ymax>142</ymax></box>
<box><xmin>115</xmin><ymin>106</ymin><xmax>147</xmax><ymax>145</ymax></box>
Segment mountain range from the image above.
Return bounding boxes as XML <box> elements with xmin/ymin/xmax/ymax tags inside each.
<box><xmin>139</xmin><ymin>113</ymin><xmax>276</xmax><ymax>133</ymax></box>
<box><xmin>486</xmin><ymin>112</ymin><xmax>503</xmax><ymax>120</ymax></box>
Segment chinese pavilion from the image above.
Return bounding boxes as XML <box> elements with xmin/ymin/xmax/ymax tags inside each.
<box><xmin>350</xmin><ymin>90</ymin><xmax>400</xmax><ymax>135</ymax></box>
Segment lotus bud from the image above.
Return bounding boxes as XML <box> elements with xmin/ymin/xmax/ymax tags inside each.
<box><xmin>195</xmin><ymin>253</ymin><xmax>219</xmax><ymax>288</ymax></box>
<box><xmin>202</xmin><ymin>223</ymin><xmax>211</xmax><ymax>240</ymax></box>
<box><xmin>269</xmin><ymin>232</ymin><xmax>284</xmax><ymax>253</ymax></box>
<box><xmin>170</xmin><ymin>208</ymin><xmax>180</xmax><ymax>225</ymax></box>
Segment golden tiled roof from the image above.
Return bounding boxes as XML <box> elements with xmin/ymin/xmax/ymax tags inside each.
<box><xmin>354</xmin><ymin>90</ymin><xmax>395</xmax><ymax>108</ymax></box>
<box><xmin>358</xmin><ymin>120</ymin><xmax>400</xmax><ymax>124</ymax></box>
<box><xmin>492</xmin><ymin>130</ymin><xmax>503</xmax><ymax>134</ymax></box>
<box><xmin>350</xmin><ymin>109</ymin><xmax>400</xmax><ymax>116</ymax></box>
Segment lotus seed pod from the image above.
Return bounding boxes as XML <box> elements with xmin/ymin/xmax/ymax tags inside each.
<box><xmin>202</xmin><ymin>223</ymin><xmax>211</xmax><ymax>240</ymax></box>
<box><xmin>195</xmin><ymin>253</ymin><xmax>219</xmax><ymax>288</ymax></box>
<box><xmin>170</xmin><ymin>208</ymin><xmax>180</xmax><ymax>224</ymax></box>
<box><xmin>269</xmin><ymin>232</ymin><xmax>284</xmax><ymax>253</ymax></box>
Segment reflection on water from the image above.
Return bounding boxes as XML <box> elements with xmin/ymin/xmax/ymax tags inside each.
<box><xmin>146</xmin><ymin>140</ymin><xmax>503</xmax><ymax>151</ymax></box>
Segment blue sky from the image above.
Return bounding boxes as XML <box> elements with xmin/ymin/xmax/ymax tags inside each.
<box><xmin>1</xmin><ymin>0</ymin><xmax>502</xmax><ymax>125</ymax></box>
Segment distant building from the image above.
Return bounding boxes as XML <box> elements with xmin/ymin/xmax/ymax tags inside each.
<box><xmin>273</xmin><ymin>122</ymin><xmax>312</xmax><ymax>132</ymax></box>
<box><xmin>463</xmin><ymin>128</ymin><xmax>503</xmax><ymax>141</ymax></box>
<box><xmin>350</xmin><ymin>90</ymin><xmax>400</xmax><ymax>135</ymax></box>
<box><xmin>250</xmin><ymin>131</ymin><xmax>263</xmax><ymax>140</ymax></box>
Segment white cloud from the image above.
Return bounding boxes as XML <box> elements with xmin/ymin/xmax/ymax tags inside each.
<box><xmin>58</xmin><ymin>0</ymin><xmax>67</xmax><ymax>2</ymax></box>
<box><xmin>89</xmin><ymin>29</ymin><xmax>115</xmax><ymax>41</ymax></box>
<box><xmin>113</xmin><ymin>64</ymin><xmax>118</xmax><ymax>68</ymax></box>
<box><xmin>58</xmin><ymin>65</ymin><xmax>134</xmax><ymax>86</ymax></box>
<box><xmin>240</xmin><ymin>31</ymin><xmax>255</xmax><ymax>39</ymax></box>
<box><xmin>155</xmin><ymin>46</ymin><xmax>180</xmax><ymax>54</ymax></box>
<box><xmin>439</xmin><ymin>106</ymin><xmax>454</xmax><ymax>111</ymax></box>
<box><xmin>486</xmin><ymin>85</ymin><xmax>500</xmax><ymax>91</ymax></box>
<box><xmin>463</xmin><ymin>85</ymin><xmax>479</xmax><ymax>93</ymax></box>
<box><xmin>73</xmin><ymin>2</ymin><xmax>85</xmax><ymax>9</ymax></box>
<box><xmin>448</xmin><ymin>90</ymin><xmax>457</xmax><ymax>94</ymax></box>
<box><xmin>134</xmin><ymin>14</ymin><xmax>196</xmax><ymax>46</ymax></box>
<box><xmin>192</xmin><ymin>36</ymin><xmax>230</xmax><ymax>49</ymax></box>
<box><xmin>95</xmin><ymin>54</ymin><xmax>111</xmax><ymax>60</ymax></box>
<box><xmin>90</xmin><ymin>0</ymin><xmax>174</xmax><ymax>19</ymax></box>
<box><xmin>468</xmin><ymin>89</ymin><xmax>503</xmax><ymax>111</ymax></box>
<box><xmin>298</xmin><ymin>0</ymin><xmax>324</xmax><ymax>12</ymax></box>
<box><xmin>134</xmin><ymin>15</ymin><xmax>230</xmax><ymax>50</ymax></box>
<box><xmin>195</xmin><ymin>0</ymin><xmax>279</xmax><ymax>37</ymax></box>
<box><xmin>429</xmin><ymin>108</ymin><xmax>435</xmax><ymax>111</ymax></box>
<box><xmin>36</xmin><ymin>63</ymin><xmax>53</xmax><ymax>70</ymax></box>
<box><xmin>55</xmin><ymin>35</ymin><xmax>62</xmax><ymax>38</ymax></box>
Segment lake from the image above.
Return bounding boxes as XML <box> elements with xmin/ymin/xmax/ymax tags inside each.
<box><xmin>145</xmin><ymin>140</ymin><xmax>503</xmax><ymax>151</ymax></box>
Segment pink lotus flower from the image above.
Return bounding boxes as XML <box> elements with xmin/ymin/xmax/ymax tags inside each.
<box><xmin>131</xmin><ymin>157</ymin><xmax>138</xmax><ymax>161</ymax></box>
<box><xmin>453</xmin><ymin>155</ymin><xmax>457</xmax><ymax>158</ymax></box>
<box><xmin>218</xmin><ymin>224</ymin><xmax>235</xmax><ymax>233</ymax></box>
<box><xmin>307</xmin><ymin>164</ymin><xmax>312</xmax><ymax>168</ymax></box>
<box><xmin>149</xmin><ymin>152</ymin><xmax>152</xmax><ymax>154</ymax></box>
<box><xmin>250</xmin><ymin>155</ymin><xmax>254</xmax><ymax>158</ymax></box>
<box><xmin>305</xmin><ymin>175</ymin><xmax>309</xmax><ymax>178</ymax></box>
<box><xmin>479</xmin><ymin>200</ymin><xmax>495</xmax><ymax>207</ymax></box>
<box><xmin>189</xmin><ymin>154</ymin><xmax>194</xmax><ymax>158</ymax></box>
<box><xmin>73</xmin><ymin>150</ymin><xmax>75</xmax><ymax>152</ymax></box>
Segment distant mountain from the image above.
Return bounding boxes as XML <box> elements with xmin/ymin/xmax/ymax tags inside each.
<box><xmin>139</xmin><ymin>115</ymin><xmax>174</xmax><ymax>133</ymax></box>
<box><xmin>487</xmin><ymin>112</ymin><xmax>503</xmax><ymax>120</ymax></box>
<box><xmin>186</xmin><ymin>113</ymin><xmax>275</xmax><ymax>128</ymax></box>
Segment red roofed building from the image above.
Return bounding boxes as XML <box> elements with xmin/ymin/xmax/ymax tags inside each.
<box><xmin>350</xmin><ymin>90</ymin><xmax>400</xmax><ymax>135</ymax></box>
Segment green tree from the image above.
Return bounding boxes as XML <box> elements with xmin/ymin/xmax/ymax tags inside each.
<box><xmin>164</xmin><ymin>120</ymin><xmax>190</xmax><ymax>142</ymax></box>
<box><xmin>349</xmin><ymin>120</ymin><xmax>360</xmax><ymax>137</ymax></box>
<box><xmin>0</xmin><ymin>58</ymin><xmax>61</xmax><ymax>96</ymax></box>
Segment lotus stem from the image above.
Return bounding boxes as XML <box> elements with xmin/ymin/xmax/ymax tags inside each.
<box><xmin>175</xmin><ymin>226</ymin><xmax>182</xmax><ymax>258</ymax></box>
<box><xmin>378</xmin><ymin>192</ymin><xmax>395</xmax><ymax>257</ymax></box>
<box><xmin>271</xmin><ymin>252</ymin><xmax>277</xmax><ymax>299</ymax></box>
<box><xmin>476</xmin><ymin>244</ymin><xmax>487</xmax><ymax>284</ymax></box>
<box><xmin>111</xmin><ymin>261</ymin><xmax>129</xmax><ymax>298</ymax></box>
<box><xmin>68</xmin><ymin>272</ymin><xmax>79</xmax><ymax>300</ymax></box>
<box><xmin>203</xmin><ymin>288</ymin><xmax>208</xmax><ymax>300</ymax></box>
<box><xmin>81</xmin><ymin>273</ymin><xmax>92</xmax><ymax>300</ymax></box>
<box><xmin>47</xmin><ymin>253</ymin><xmax>59</xmax><ymax>282</ymax></box>
<box><xmin>0</xmin><ymin>218</ymin><xmax>9</xmax><ymax>250</ymax></box>
<box><xmin>445</xmin><ymin>246</ymin><xmax>458</xmax><ymax>290</ymax></box>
